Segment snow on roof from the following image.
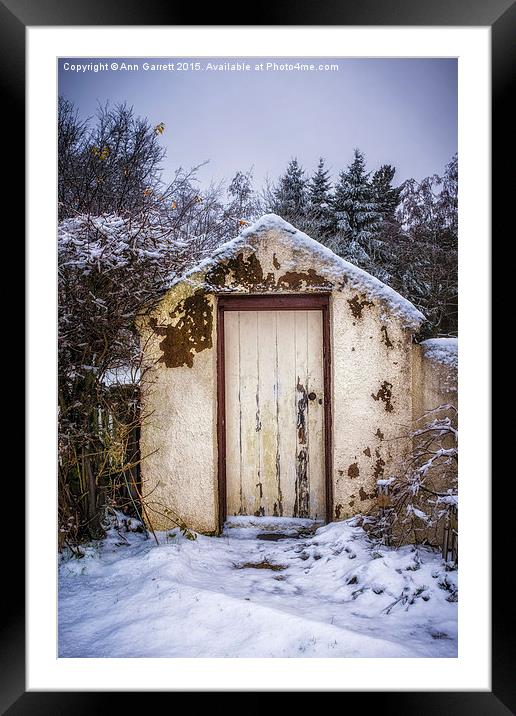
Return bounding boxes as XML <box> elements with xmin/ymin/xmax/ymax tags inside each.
<box><xmin>420</xmin><ymin>338</ymin><xmax>458</xmax><ymax>369</ymax></box>
<box><xmin>170</xmin><ymin>214</ymin><xmax>426</xmax><ymax>330</ymax></box>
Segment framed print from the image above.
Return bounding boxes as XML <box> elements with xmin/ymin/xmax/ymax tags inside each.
<box><xmin>6</xmin><ymin>0</ymin><xmax>509</xmax><ymax>710</ymax></box>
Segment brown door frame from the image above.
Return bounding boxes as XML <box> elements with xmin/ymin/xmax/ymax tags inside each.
<box><xmin>216</xmin><ymin>293</ymin><xmax>333</xmax><ymax>532</ymax></box>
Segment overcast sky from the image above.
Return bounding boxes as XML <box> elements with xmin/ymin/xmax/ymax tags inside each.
<box><xmin>59</xmin><ymin>57</ymin><xmax>457</xmax><ymax>190</ymax></box>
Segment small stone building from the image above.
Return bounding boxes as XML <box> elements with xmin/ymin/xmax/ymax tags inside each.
<box><xmin>139</xmin><ymin>215</ymin><xmax>457</xmax><ymax>533</ymax></box>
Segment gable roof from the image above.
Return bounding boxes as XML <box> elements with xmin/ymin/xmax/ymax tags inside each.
<box><xmin>168</xmin><ymin>214</ymin><xmax>426</xmax><ymax>330</ymax></box>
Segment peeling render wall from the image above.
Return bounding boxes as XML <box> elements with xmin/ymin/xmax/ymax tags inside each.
<box><xmin>331</xmin><ymin>293</ymin><xmax>413</xmax><ymax>521</ymax></box>
<box><xmin>139</xmin><ymin>217</ymin><xmax>433</xmax><ymax>533</ymax></box>
<box><xmin>411</xmin><ymin>339</ymin><xmax>458</xmax><ymax>421</ymax></box>
<box><xmin>410</xmin><ymin>340</ymin><xmax>458</xmax><ymax>545</ymax></box>
<box><xmin>411</xmin><ymin>338</ymin><xmax>458</xmax><ymax>488</ymax></box>
<box><xmin>140</xmin><ymin>283</ymin><xmax>219</xmax><ymax>533</ymax></box>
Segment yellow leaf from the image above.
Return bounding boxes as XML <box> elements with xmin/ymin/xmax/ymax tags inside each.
<box><xmin>154</xmin><ymin>122</ymin><xmax>165</xmax><ymax>135</ymax></box>
<box><xmin>93</xmin><ymin>145</ymin><xmax>110</xmax><ymax>160</ymax></box>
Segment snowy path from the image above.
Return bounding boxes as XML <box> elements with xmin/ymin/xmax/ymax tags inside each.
<box><xmin>59</xmin><ymin>517</ymin><xmax>457</xmax><ymax>658</ymax></box>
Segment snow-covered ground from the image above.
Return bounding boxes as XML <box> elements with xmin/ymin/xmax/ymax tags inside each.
<box><xmin>58</xmin><ymin>515</ymin><xmax>457</xmax><ymax>658</ymax></box>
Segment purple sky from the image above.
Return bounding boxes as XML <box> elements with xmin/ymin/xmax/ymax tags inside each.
<box><xmin>58</xmin><ymin>57</ymin><xmax>457</xmax><ymax>190</ymax></box>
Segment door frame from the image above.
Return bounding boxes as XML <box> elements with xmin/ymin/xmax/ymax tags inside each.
<box><xmin>216</xmin><ymin>292</ymin><xmax>333</xmax><ymax>531</ymax></box>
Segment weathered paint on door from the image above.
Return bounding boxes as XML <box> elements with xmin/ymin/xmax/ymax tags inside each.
<box><xmin>224</xmin><ymin>310</ymin><xmax>326</xmax><ymax>520</ymax></box>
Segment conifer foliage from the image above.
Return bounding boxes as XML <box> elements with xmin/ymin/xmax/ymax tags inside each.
<box><xmin>270</xmin><ymin>158</ymin><xmax>308</xmax><ymax>222</ymax></box>
<box><xmin>266</xmin><ymin>150</ymin><xmax>457</xmax><ymax>337</ymax></box>
<box><xmin>371</xmin><ymin>164</ymin><xmax>401</xmax><ymax>221</ymax></box>
<box><xmin>332</xmin><ymin>148</ymin><xmax>383</xmax><ymax>252</ymax></box>
<box><xmin>307</xmin><ymin>157</ymin><xmax>333</xmax><ymax>235</ymax></box>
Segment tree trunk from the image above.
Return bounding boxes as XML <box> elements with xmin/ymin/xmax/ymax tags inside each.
<box><xmin>82</xmin><ymin>445</ymin><xmax>104</xmax><ymax>539</ymax></box>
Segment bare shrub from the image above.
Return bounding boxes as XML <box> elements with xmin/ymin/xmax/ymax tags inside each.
<box><xmin>365</xmin><ymin>405</ymin><xmax>458</xmax><ymax>550</ymax></box>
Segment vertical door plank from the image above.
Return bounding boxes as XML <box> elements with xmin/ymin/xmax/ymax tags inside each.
<box><xmin>276</xmin><ymin>311</ymin><xmax>297</xmax><ymax>517</ymax></box>
<box><xmin>224</xmin><ymin>311</ymin><xmax>242</xmax><ymax>515</ymax></box>
<box><xmin>238</xmin><ymin>311</ymin><xmax>261</xmax><ymax>516</ymax></box>
<box><xmin>307</xmin><ymin>310</ymin><xmax>325</xmax><ymax>520</ymax></box>
<box><xmin>257</xmin><ymin>311</ymin><xmax>280</xmax><ymax>516</ymax></box>
<box><xmin>294</xmin><ymin>311</ymin><xmax>310</xmax><ymax>518</ymax></box>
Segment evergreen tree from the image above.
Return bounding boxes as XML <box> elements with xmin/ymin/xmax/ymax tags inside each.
<box><xmin>367</xmin><ymin>164</ymin><xmax>403</xmax><ymax>284</ymax></box>
<box><xmin>307</xmin><ymin>157</ymin><xmax>333</xmax><ymax>235</ymax></box>
<box><xmin>271</xmin><ymin>158</ymin><xmax>308</xmax><ymax>222</ymax></box>
<box><xmin>331</xmin><ymin>149</ymin><xmax>382</xmax><ymax>261</ymax></box>
<box><xmin>371</xmin><ymin>164</ymin><xmax>401</xmax><ymax>220</ymax></box>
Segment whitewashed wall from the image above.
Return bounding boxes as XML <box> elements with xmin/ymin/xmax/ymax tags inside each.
<box><xmin>139</xmin><ymin>216</ymin><xmax>434</xmax><ymax>533</ymax></box>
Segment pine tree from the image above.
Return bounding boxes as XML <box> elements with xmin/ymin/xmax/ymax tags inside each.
<box><xmin>307</xmin><ymin>157</ymin><xmax>333</xmax><ymax>235</ymax></box>
<box><xmin>271</xmin><ymin>158</ymin><xmax>308</xmax><ymax>223</ymax></box>
<box><xmin>331</xmin><ymin>149</ymin><xmax>382</xmax><ymax>262</ymax></box>
<box><xmin>371</xmin><ymin>164</ymin><xmax>401</xmax><ymax>221</ymax></box>
<box><xmin>367</xmin><ymin>164</ymin><xmax>403</xmax><ymax>284</ymax></box>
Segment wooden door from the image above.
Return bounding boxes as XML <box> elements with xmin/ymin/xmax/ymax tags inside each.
<box><xmin>223</xmin><ymin>308</ymin><xmax>326</xmax><ymax>520</ymax></box>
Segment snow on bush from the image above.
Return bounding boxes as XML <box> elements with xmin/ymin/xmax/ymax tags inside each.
<box><xmin>365</xmin><ymin>405</ymin><xmax>458</xmax><ymax>549</ymax></box>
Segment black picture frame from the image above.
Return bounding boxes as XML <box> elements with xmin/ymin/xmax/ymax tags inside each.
<box><xmin>8</xmin><ymin>0</ymin><xmax>508</xmax><ymax>711</ymax></box>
